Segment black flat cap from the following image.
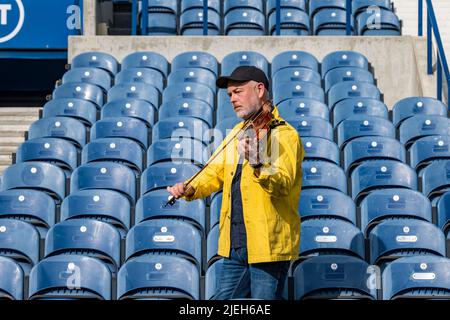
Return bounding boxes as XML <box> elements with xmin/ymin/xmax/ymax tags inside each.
<box><xmin>216</xmin><ymin>66</ymin><xmax>269</xmax><ymax>90</ymax></box>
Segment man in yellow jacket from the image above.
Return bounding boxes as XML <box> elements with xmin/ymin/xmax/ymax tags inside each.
<box><xmin>167</xmin><ymin>65</ymin><xmax>304</xmax><ymax>299</ymax></box>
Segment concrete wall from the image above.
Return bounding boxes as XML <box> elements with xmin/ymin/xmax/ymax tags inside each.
<box><xmin>68</xmin><ymin>35</ymin><xmax>437</xmax><ymax>109</ymax></box>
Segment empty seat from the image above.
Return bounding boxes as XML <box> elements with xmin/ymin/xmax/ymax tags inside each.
<box><xmin>309</xmin><ymin>0</ymin><xmax>346</xmax><ymax>18</ymax></box>
<box><xmin>167</xmin><ymin>68</ymin><xmax>217</xmax><ymax>92</ymax></box>
<box><xmin>28</xmin><ymin>255</ymin><xmax>112</xmax><ymax>300</ymax></box>
<box><xmin>217</xmin><ymin>90</ymin><xmax>239</xmax><ymax>121</ymax></box>
<box><xmin>337</xmin><ymin>115</ymin><xmax>395</xmax><ymax>150</ymax></box>
<box><xmin>62</xmin><ymin>67</ymin><xmax>112</xmax><ymax>93</ymax></box>
<box><xmin>42</xmin><ymin>98</ymin><xmax>98</xmax><ymax>127</ymax></box>
<box><xmin>328</xmin><ymin>82</ymin><xmax>381</xmax><ymax>110</ymax></box>
<box><xmin>159</xmin><ymin>98</ymin><xmax>213</xmax><ymax>128</ymax></box>
<box><xmin>321</xmin><ymin>51</ymin><xmax>369</xmax><ymax>78</ymax></box>
<box><xmin>117</xmin><ymin>255</ymin><xmax>199</xmax><ymax>300</ymax></box>
<box><xmin>357</xmin><ymin>9</ymin><xmax>401</xmax><ymax>36</ymax></box>
<box><xmin>1</xmin><ymin>162</ymin><xmax>66</xmax><ymax>204</ymax></box>
<box><xmin>171</xmin><ymin>51</ymin><xmax>218</xmax><ymax>77</ymax></box>
<box><xmin>343</xmin><ymin>136</ymin><xmax>405</xmax><ymax>176</ymax></box>
<box><xmin>0</xmin><ymin>256</ymin><xmax>23</xmax><ymax>300</ymax></box>
<box><xmin>421</xmin><ymin>160</ymin><xmax>450</xmax><ymax>202</ymax></box>
<box><xmin>135</xmin><ymin>189</ymin><xmax>206</xmax><ymax>233</ymax></box>
<box><xmin>278</xmin><ymin>98</ymin><xmax>329</xmax><ymax>121</ymax></box>
<box><xmin>409</xmin><ymin>135</ymin><xmax>450</xmax><ymax>175</ymax></box>
<box><xmin>302</xmin><ymin>137</ymin><xmax>339</xmax><ymax>164</ymax></box>
<box><xmin>353</xmin><ymin>0</ymin><xmax>392</xmax><ymax>18</ymax></box>
<box><xmin>81</xmin><ymin>138</ymin><xmax>144</xmax><ymax>175</ymax></box>
<box><xmin>436</xmin><ymin>192</ymin><xmax>450</xmax><ymax>235</ymax></box>
<box><xmin>273</xmin><ymin>82</ymin><xmax>325</xmax><ymax>105</ymax></box>
<box><xmin>163</xmin><ymin>82</ymin><xmax>215</xmax><ymax>110</ymax></box>
<box><xmin>207</xmin><ymin>224</ymin><xmax>219</xmax><ymax>266</ymax></box>
<box><xmin>287</xmin><ymin>117</ymin><xmax>333</xmax><ymax>141</ymax></box>
<box><xmin>145</xmin><ymin>0</ymin><xmax>178</xmax><ymax>35</ymax></box>
<box><xmin>107</xmin><ymin>83</ymin><xmax>159</xmax><ymax>110</ymax></box>
<box><xmin>209</xmin><ymin>192</ymin><xmax>222</xmax><ymax>230</ymax></box>
<box><xmin>0</xmin><ymin>219</ymin><xmax>40</xmax><ymax>275</ymax></box>
<box><xmin>121</xmin><ymin>51</ymin><xmax>169</xmax><ymax>79</ymax></box>
<box><xmin>71</xmin><ymin>52</ymin><xmax>119</xmax><ymax>77</ymax></box>
<box><xmin>28</xmin><ymin>117</ymin><xmax>87</xmax><ymax>149</ymax></box>
<box><xmin>273</xmin><ymin>68</ymin><xmax>321</xmax><ymax>87</ymax></box>
<box><xmin>90</xmin><ymin>117</ymin><xmax>149</xmax><ymax>149</ymax></box>
<box><xmin>351</xmin><ymin>160</ymin><xmax>417</xmax><ymax>205</ymax></box>
<box><xmin>302</xmin><ymin>161</ymin><xmax>347</xmax><ymax>193</ymax></box>
<box><xmin>44</xmin><ymin>219</ymin><xmax>121</xmax><ymax>273</ymax></box>
<box><xmin>70</xmin><ymin>162</ymin><xmax>136</xmax><ymax>205</ymax></box>
<box><xmin>332</xmin><ymin>98</ymin><xmax>388</xmax><ymax>128</ymax></box>
<box><xmin>0</xmin><ymin>189</ymin><xmax>56</xmax><ymax>239</ymax></box>
<box><xmin>267</xmin><ymin>0</ymin><xmax>306</xmax><ymax>14</ymax></box>
<box><xmin>61</xmin><ymin>189</ymin><xmax>131</xmax><ymax>237</ymax></box>
<box><xmin>299</xmin><ymin>188</ymin><xmax>356</xmax><ymax>224</ymax></box>
<box><xmin>101</xmin><ymin>99</ymin><xmax>156</xmax><ymax>127</ymax></box>
<box><xmin>293</xmin><ymin>255</ymin><xmax>377</xmax><ymax>300</ymax></box>
<box><xmin>141</xmin><ymin>162</ymin><xmax>200</xmax><ymax>195</ymax></box>
<box><xmin>313</xmin><ymin>9</ymin><xmax>354</xmax><ymax>36</ymax></box>
<box><xmin>153</xmin><ymin>117</ymin><xmax>211</xmax><ymax>147</ymax></box>
<box><xmin>221</xmin><ymin>51</ymin><xmax>269</xmax><ymax>76</ymax></box>
<box><xmin>16</xmin><ymin>137</ymin><xmax>79</xmax><ymax>177</ymax></box>
<box><xmin>268</xmin><ymin>8</ymin><xmax>309</xmax><ymax>35</ymax></box>
<box><xmin>224</xmin><ymin>0</ymin><xmax>264</xmax><ymax>14</ymax></box>
<box><xmin>382</xmin><ymin>255</ymin><xmax>450</xmax><ymax>300</ymax></box>
<box><xmin>369</xmin><ymin>219</ymin><xmax>446</xmax><ymax>266</ymax></box>
<box><xmin>360</xmin><ymin>188</ymin><xmax>432</xmax><ymax>237</ymax></box>
<box><xmin>324</xmin><ymin>67</ymin><xmax>374</xmax><ymax>93</ymax></box>
<box><xmin>53</xmin><ymin>82</ymin><xmax>104</xmax><ymax>108</ymax></box>
<box><xmin>272</xmin><ymin>51</ymin><xmax>319</xmax><ymax>75</ymax></box>
<box><xmin>299</xmin><ymin>218</ymin><xmax>365</xmax><ymax>260</ymax></box>
<box><xmin>392</xmin><ymin>96</ymin><xmax>448</xmax><ymax>129</ymax></box>
<box><xmin>399</xmin><ymin>115</ymin><xmax>450</xmax><ymax>150</ymax></box>
<box><xmin>205</xmin><ymin>259</ymin><xmax>224</xmax><ymax>300</ymax></box>
<box><xmin>180</xmin><ymin>8</ymin><xmax>221</xmax><ymax>35</ymax></box>
<box><xmin>224</xmin><ymin>9</ymin><xmax>266</xmax><ymax>35</ymax></box>
<box><xmin>182</xmin><ymin>0</ymin><xmax>220</xmax><ymax>14</ymax></box>
<box><xmin>212</xmin><ymin>117</ymin><xmax>242</xmax><ymax>149</ymax></box>
<box><xmin>147</xmin><ymin>138</ymin><xmax>206</xmax><ymax>166</ymax></box>
<box><xmin>115</xmin><ymin>68</ymin><xmax>164</xmax><ymax>95</ymax></box>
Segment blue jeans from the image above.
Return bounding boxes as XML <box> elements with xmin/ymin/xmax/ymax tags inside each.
<box><xmin>213</xmin><ymin>247</ymin><xmax>290</xmax><ymax>300</ymax></box>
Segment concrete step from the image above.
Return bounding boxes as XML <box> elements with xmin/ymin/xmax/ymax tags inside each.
<box><xmin>0</xmin><ymin>108</ymin><xmax>41</xmax><ymax>117</ymax></box>
<box><xmin>0</xmin><ymin>116</ymin><xmax>39</xmax><ymax>123</ymax></box>
<box><xmin>0</xmin><ymin>146</ymin><xmax>19</xmax><ymax>155</ymax></box>
<box><xmin>0</xmin><ymin>155</ymin><xmax>13</xmax><ymax>166</ymax></box>
<box><xmin>0</xmin><ymin>137</ymin><xmax>25</xmax><ymax>146</ymax></box>
<box><xmin>0</xmin><ymin>165</ymin><xmax>9</xmax><ymax>175</ymax></box>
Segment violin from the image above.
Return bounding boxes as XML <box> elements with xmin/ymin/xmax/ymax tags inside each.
<box><xmin>164</xmin><ymin>101</ymin><xmax>285</xmax><ymax>207</ymax></box>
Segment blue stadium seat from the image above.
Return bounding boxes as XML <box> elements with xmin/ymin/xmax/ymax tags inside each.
<box><xmin>421</xmin><ymin>160</ymin><xmax>450</xmax><ymax>202</ymax></box>
<box><xmin>321</xmin><ymin>51</ymin><xmax>369</xmax><ymax>78</ymax></box>
<box><xmin>180</xmin><ymin>8</ymin><xmax>221</xmax><ymax>35</ymax></box>
<box><xmin>126</xmin><ymin>219</ymin><xmax>202</xmax><ymax>269</ymax></box>
<box><xmin>16</xmin><ymin>137</ymin><xmax>79</xmax><ymax>177</ymax></box>
<box><xmin>409</xmin><ymin>135</ymin><xmax>450</xmax><ymax>175</ymax></box>
<box><xmin>159</xmin><ymin>98</ymin><xmax>213</xmax><ymax>128</ymax></box>
<box><xmin>207</xmin><ymin>224</ymin><xmax>220</xmax><ymax>266</ymax></box>
<box><xmin>171</xmin><ymin>51</ymin><xmax>219</xmax><ymax>77</ymax></box>
<box><xmin>153</xmin><ymin>117</ymin><xmax>211</xmax><ymax>147</ymax></box>
<box><xmin>0</xmin><ymin>257</ymin><xmax>23</xmax><ymax>300</ymax></box>
<box><xmin>392</xmin><ymin>96</ymin><xmax>448</xmax><ymax>128</ymax></box>
<box><xmin>101</xmin><ymin>99</ymin><xmax>156</xmax><ymax>127</ymax></box>
<box><xmin>213</xmin><ymin>118</ymin><xmax>242</xmax><ymax>149</ymax></box>
<box><xmin>147</xmin><ymin>138</ymin><xmax>206</xmax><ymax>167</ymax></box>
<box><xmin>221</xmin><ymin>51</ymin><xmax>269</xmax><ymax>76</ymax></box>
<box><xmin>71</xmin><ymin>52</ymin><xmax>119</xmax><ymax>77</ymax></box>
<box><xmin>42</xmin><ymin>98</ymin><xmax>98</xmax><ymax>127</ymax></box>
<box><xmin>107</xmin><ymin>83</ymin><xmax>159</xmax><ymax>110</ymax></box>
<box><xmin>268</xmin><ymin>8</ymin><xmax>310</xmax><ymax>35</ymax></box>
<box><xmin>267</xmin><ymin>0</ymin><xmax>306</xmax><ymax>14</ymax></box>
<box><xmin>313</xmin><ymin>9</ymin><xmax>355</xmax><ymax>35</ymax></box>
<box><xmin>277</xmin><ymin>99</ymin><xmax>329</xmax><ymax>121</ymax></box>
<box><xmin>0</xmin><ymin>189</ymin><xmax>56</xmax><ymax>239</ymax></box>
<box><xmin>352</xmin><ymin>0</ymin><xmax>392</xmax><ymax>18</ymax></box>
<box><xmin>90</xmin><ymin>117</ymin><xmax>149</xmax><ymax>149</ymax></box>
<box><xmin>61</xmin><ymin>189</ymin><xmax>131</xmax><ymax>238</ymax></box>
<box><xmin>205</xmin><ymin>259</ymin><xmax>224</xmax><ymax>300</ymax></box>
<box><xmin>272</xmin><ymin>51</ymin><xmax>319</xmax><ymax>75</ymax></box>
<box><xmin>369</xmin><ymin>219</ymin><xmax>445</xmax><ymax>266</ymax></box>
<box><xmin>337</xmin><ymin>115</ymin><xmax>395</xmax><ymax>150</ymax></box>
<box><xmin>163</xmin><ymin>82</ymin><xmax>215</xmax><ymax>110</ymax></box>
<box><xmin>28</xmin><ymin>255</ymin><xmax>112</xmax><ymax>300</ymax></box>
<box><xmin>0</xmin><ymin>219</ymin><xmax>40</xmax><ymax>275</ymax></box>
<box><xmin>1</xmin><ymin>162</ymin><xmax>66</xmax><ymax>204</ymax></box>
<box><xmin>53</xmin><ymin>82</ymin><xmax>104</xmax><ymax>108</ymax></box>
<box><xmin>224</xmin><ymin>8</ymin><xmax>266</xmax><ymax>35</ymax></box>
<box><xmin>81</xmin><ymin>138</ymin><xmax>144</xmax><ymax>176</ymax></box>
<box><xmin>324</xmin><ymin>67</ymin><xmax>374</xmax><ymax>93</ymax></box>
<box><xmin>70</xmin><ymin>162</ymin><xmax>136</xmax><ymax>205</ymax></box>
<box><xmin>28</xmin><ymin>116</ymin><xmax>87</xmax><ymax>149</ymax></box>
<box><xmin>399</xmin><ymin>115</ymin><xmax>450</xmax><ymax>150</ymax></box>
<box><xmin>182</xmin><ymin>0</ymin><xmax>220</xmax><ymax>13</ymax></box>
<box><xmin>144</xmin><ymin>0</ymin><xmax>178</xmax><ymax>35</ymax></box>
<box><xmin>121</xmin><ymin>51</ymin><xmax>169</xmax><ymax>79</ymax></box>
<box><xmin>272</xmin><ymin>68</ymin><xmax>321</xmax><ymax>87</ymax></box>
<box><xmin>301</xmin><ymin>137</ymin><xmax>339</xmax><ymax>164</ymax></box>
<box><xmin>115</xmin><ymin>68</ymin><xmax>164</xmax><ymax>95</ymax></box>
<box><xmin>286</xmin><ymin>117</ymin><xmax>333</xmax><ymax>141</ymax></box>
<box><xmin>273</xmin><ymin>82</ymin><xmax>325</xmax><ymax>105</ymax></box>
<box><xmin>332</xmin><ymin>98</ymin><xmax>388</xmax><ymax>128</ymax></box>
<box><xmin>224</xmin><ymin>0</ymin><xmax>264</xmax><ymax>14</ymax></box>
<box><xmin>360</xmin><ymin>188</ymin><xmax>432</xmax><ymax>237</ymax></box>
<box><xmin>328</xmin><ymin>82</ymin><xmax>381</xmax><ymax>110</ymax></box>
<box><xmin>141</xmin><ymin>162</ymin><xmax>200</xmax><ymax>195</ymax></box>
<box><xmin>357</xmin><ymin>9</ymin><xmax>401</xmax><ymax>36</ymax></box>
<box><xmin>309</xmin><ymin>0</ymin><xmax>346</xmax><ymax>18</ymax></box>
<box><xmin>302</xmin><ymin>161</ymin><xmax>347</xmax><ymax>193</ymax></box>
<box><xmin>209</xmin><ymin>192</ymin><xmax>222</xmax><ymax>230</ymax></box>
<box><xmin>117</xmin><ymin>255</ymin><xmax>199</xmax><ymax>300</ymax></box>
<box><xmin>343</xmin><ymin>136</ymin><xmax>405</xmax><ymax>176</ymax></box>
<box><xmin>437</xmin><ymin>192</ymin><xmax>450</xmax><ymax>235</ymax></box>
<box><xmin>299</xmin><ymin>189</ymin><xmax>356</xmax><ymax>224</ymax></box>
<box><xmin>299</xmin><ymin>218</ymin><xmax>365</xmax><ymax>259</ymax></box>
<box><xmin>44</xmin><ymin>219</ymin><xmax>121</xmax><ymax>273</ymax></box>
<box><xmin>62</xmin><ymin>67</ymin><xmax>112</xmax><ymax>93</ymax></box>
<box><xmin>293</xmin><ymin>255</ymin><xmax>377</xmax><ymax>300</ymax></box>
<box><xmin>351</xmin><ymin>160</ymin><xmax>417</xmax><ymax>205</ymax></box>
<box><xmin>382</xmin><ymin>255</ymin><xmax>450</xmax><ymax>299</ymax></box>
<box><xmin>217</xmin><ymin>90</ymin><xmax>239</xmax><ymax>122</ymax></box>
<box><xmin>167</xmin><ymin>68</ymin><xmax>217</xmax><ymax>92</ymax></box>
<box><xmin>135</xmin><ymin>189</ymin><xmax>206</xmax><ymax>233</ymax></box>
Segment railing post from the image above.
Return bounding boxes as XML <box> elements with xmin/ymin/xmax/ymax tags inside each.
<box><xmin>142</xmin><ymin>0</ymin><xmax>148</xmax><ymax>35</ymax></box>
<box><xmin>275</xmin><ymin>0</ymin><xmax>281</xmax><ymax>36</ymax></box>
<box><xmin>131</xmin><ymin>0</ymin><xmax>137</xmax><ymax>35</ymax></box>
<box><xmin>346</xmin><ymin>0</ymin><xmax>352</xmax><ymax>35</ymax></box>
<box><xmin>427</xmin><ymin>9</ymin><xmax>433</xmax><ymax>75</ymax></box>
<box><xmin>437</xmin><ymin>55</ymin><xmax>442</xmax><ymax>101</ymax></box>
<box><xmin>418</xmin><ymin>0</ymin><xmax>423</xmax><ymax>36</ymax></box>
<box><xmin>203</xmin><ymin>0</ymin><xmax>208</xmax><ymax>35</ymax></box>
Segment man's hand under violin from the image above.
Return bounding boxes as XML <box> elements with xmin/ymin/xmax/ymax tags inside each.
<box><xmin>167</xmin><ymin>182</ymin><xmax>195</xmax><ymax>200</ymax></box>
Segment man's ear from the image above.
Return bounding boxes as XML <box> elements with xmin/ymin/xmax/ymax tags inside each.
<box><xmin>257</xmin><ymin>83</ymin><xmax>265</xmax><ymax>98</ymax></box>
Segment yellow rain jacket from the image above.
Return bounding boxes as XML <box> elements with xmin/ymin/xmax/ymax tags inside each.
<box><xmin>184</xmin><ymin>107</ymin><xmax>304</xmax><ymax>263</ymax></box>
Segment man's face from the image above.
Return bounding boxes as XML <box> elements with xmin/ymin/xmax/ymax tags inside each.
<box><xmin>227</xmin><ymin>80</ymin><xmax>265</xmax><ymax>120</ymax></box>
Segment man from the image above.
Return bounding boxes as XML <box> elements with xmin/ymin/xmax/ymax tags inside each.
<box><xmin>167</xmin><ymin>65</ymin><xmax>304</xmax><ymax>299</ymax></box>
